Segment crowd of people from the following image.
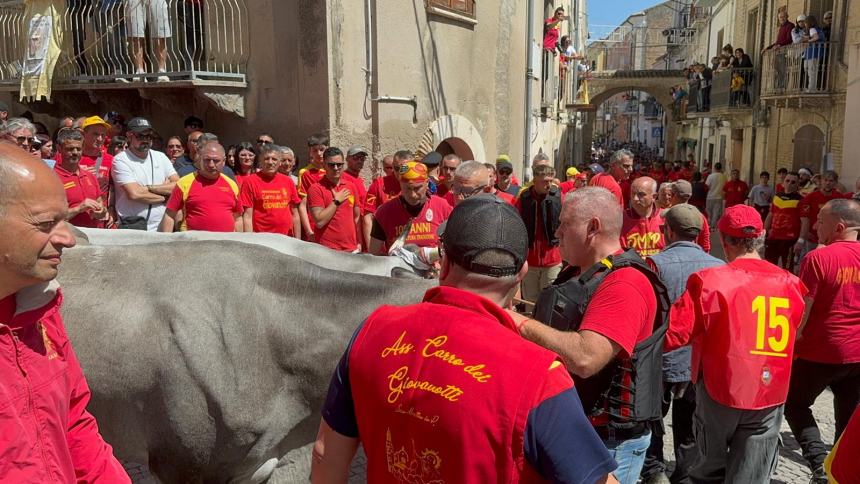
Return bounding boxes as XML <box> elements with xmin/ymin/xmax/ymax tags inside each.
<box><xmin>1</xmin><ymin>103</ymin><xmax>859</xmax><ymax>484</ymax></box>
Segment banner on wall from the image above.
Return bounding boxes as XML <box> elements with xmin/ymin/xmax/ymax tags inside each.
<box><xmin>19</xmin><ymin>0</ymin><xmax>63</xmax><ymax>102</ymax></box>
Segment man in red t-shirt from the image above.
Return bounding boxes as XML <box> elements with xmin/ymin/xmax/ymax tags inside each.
<box><xmin>307</xmin><ymin>147</ymin><xmax>361</xmax><ymax>252</ymax></box>
<box><xmin>343</xmin><ymin>146</ymin><xmax>371</xmax><ymax>249</ymax></box>
<box><xmin>609</xmin><ymin>149</ymin><xmax>634</xmax><ymax>206</ymax></box>
<box><xmin>436</xmin><ymin>154</ymin><xmax>461</xmax><ymax>198</ymax></box>
<box><xmin>665</xmin><ymin>205</ymin><xmax>807</xmax><ymax>483</ymax></box>
<box><xmin>621</xmin><ymin>177</ymin><xmax>664</xmax><ymax>257</ymax></box>
<box><xmin>365</xmin><ymin>150</ymin><xmax>411</xmax><ymax>214</ymax></box>
<box><xmin>240</xmin><ymin>144</ymin><xmax>301</xmax><ymax>236</ymax></box>
<box><xmin>78</xmin><ymin>116</ymin><xmax>113</xmax><ymax>203</ymax></box>
<box><xmin>160</xmin><ymin>142</ymin><xmax>242</xmax><ymax>232</ymax></box>
<box><xmin>722</xmin><ymin>168</ymin><xmax>749</xmax><ymax>207</ymax></box>
<box><xmin>795</xmin><ymin>170</ymin><xmax>846</xmax><ymax>259</ymax></box>
<box><xmin>785</xmin><ymin>198</ymin><xmax>860</xmax><ymax>481</ymax></box>
<box><xmin>297</xmin><ymin>133</ymin><xmax>328</xmax><ymax>240</ymax></box>
<box><xmin>764</xmin><ymin>171</ymin><xmax>803</xmax><ymax>269</ymax></box>
<box><xmin>513</xmin><ymin>186</ymin><xmax>659</xmax><ymax>479</ymax></box>
<box><xmin>515</xmin><ymin>164</ymin><xmax>563</xmax><ymax>303</ymax></box>
<box><xmin>369</xmin><ymin>161</ymin><xmax>452</xmax><ymax>255</ymax></box>
<box><xmin>53</xmin><ymin>130</ymin><xmax>107</xmax><ymax>228</ymax></box>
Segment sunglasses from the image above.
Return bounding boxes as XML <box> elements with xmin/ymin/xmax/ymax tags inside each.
<box><xmin>15</xmin><ymin>136</ymin><xmax>36</xmax><ymax>145</ymax></box>
<box><xmin>326</xmin><ymin>162</ymin><xmax>345</xmax><ymax>169</ymax></box>
<box><xmin>498</xmin><ymin>170</ymin><xmax>513</xmax><ymax>175</ymax></box>
<box><xmin>257</xmin><ymin>139</ymin><xmax>272</xmax><ymax>144</ymax></box>
<box><xmin>453</xmin><ymin>185</ymin><xmax>487</xmax><ymax>198</ymax></box>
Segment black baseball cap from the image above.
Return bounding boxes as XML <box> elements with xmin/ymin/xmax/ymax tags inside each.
<box><xmin>422</xmin><ymin>151</ymin><xmax>443</xmax><ymax>167</ymax></box>
<box><xmin>127</xmin><ymin>117</ymin><xmax>154</xmax><ymax>133</ymax></box>
<box><xmin>439</xmin><ymin>195</ymin><xmax>528</xmax><ymax>277</ymax></box>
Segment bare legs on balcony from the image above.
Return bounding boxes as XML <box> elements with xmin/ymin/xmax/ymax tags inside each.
<box><xmin>126</xmin><ymin>0</ymin><xmax>171</xmax><ymax>81</ymax></box>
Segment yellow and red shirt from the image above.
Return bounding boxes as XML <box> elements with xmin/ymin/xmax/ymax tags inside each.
<box><xmin>54</xmin><ymin>164</ymin><xmax>104</xmax><ymax>228</ymax></box>
<box><xmin>620</xmin><ymin>207</ymin><xmax>665</xmax><ymax>257</ymax></box>
<box><xmin>768</xmin><ymin>192</ymin><xmax>803</xmax><ymax>241</ymax></box>
<box><xmin>374</xmin><ymin>196</ymin><xmax>452</xmax><ymax>251</ymax></box>
<box><xmin>239</xmin><ymin>172</ymin><xmax>301</xmax><ymax>235</ymax></box>
<box><xmin>297</xmin><ymin>166</ymin><xmax>326</xmax><ymax>198</ymax></box>
<box><xmin>165</xmin><ymin>173</ymin><xmax>242</xmax><ymax>232</ymax></box>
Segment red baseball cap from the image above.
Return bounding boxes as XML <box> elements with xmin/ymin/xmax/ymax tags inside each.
<box><xmin>718</xmin><ymin>205</ymin><xmax>764</xmax><ymax>238</ymax></box>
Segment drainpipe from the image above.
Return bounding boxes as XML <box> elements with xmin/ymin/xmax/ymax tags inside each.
<box><xmin>523</xmin><ymin>0</ymin><xmax>536</xmax><ymax>179</ymax></box>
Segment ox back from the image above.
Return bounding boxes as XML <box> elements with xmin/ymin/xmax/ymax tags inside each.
<box><xmin>57</xmin><ymin>241</ymin><xmax>432</xmax><ymax>483</ymax></box>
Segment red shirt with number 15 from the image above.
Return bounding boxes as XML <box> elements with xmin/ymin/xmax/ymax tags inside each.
<box><xmin>666</xmin><ymin>258</ymin><xmax>807</xmax><ymax>410</ymax></box>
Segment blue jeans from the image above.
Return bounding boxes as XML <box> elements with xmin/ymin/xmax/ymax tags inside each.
<box><xmin>605</xmin><ymin>430</ymin><xmax>652</xmax><ymax>484</ymax></box>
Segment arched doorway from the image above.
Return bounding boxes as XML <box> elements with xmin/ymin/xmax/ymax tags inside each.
<box><xmin>792</xmin><ymin>124</ymin><xmax>825</xmax><ymax>172</ymax></box>
<box><xmin>436</xmin><ymin>137</ymin><xmax>475</xmax><ymax>161</ymax></box>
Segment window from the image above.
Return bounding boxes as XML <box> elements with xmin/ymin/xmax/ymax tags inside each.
<box><xmin>427</xmin><ymin>0</ymin><xmax>476</xmax><ymax>18</ymax></box>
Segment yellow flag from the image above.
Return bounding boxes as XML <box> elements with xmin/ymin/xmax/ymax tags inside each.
<box><xmin>19</xmin><ymin>0</ymin><xmax>64</xmax><ymax>102</ymax></box>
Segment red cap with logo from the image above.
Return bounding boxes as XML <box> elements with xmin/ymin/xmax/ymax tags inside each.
<box><xmin>718</xmin><ymin>205</ymin><xmax>764</xmax><ymax>238</ymax></box>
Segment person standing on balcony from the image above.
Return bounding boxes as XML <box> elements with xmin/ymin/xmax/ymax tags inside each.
<box><xmin>765</xmin><ymin>10</ymin><xmax>795</xmax><ymax>90</ymax></box>
<box><xmin>819</xmin><ymin>11</ymin><xmax>833</xmax><ymax>91</ymax></box>
<box><xmin>126</xmin><ymin>0</ymin><xmax>171</xmax><ymax>82</ymax></box>
<box><xmin>801</xmin><ymin>15</ymin><xmax>824</xmax><ymax>93</ymax></box>
<box><xmin>543</xmin><ymin>7</ymin><xmax>568</xmax><ymax>53</ymax></box>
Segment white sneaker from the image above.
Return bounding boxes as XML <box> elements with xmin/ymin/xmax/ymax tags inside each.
<box><xmin>132</xmin><ymin>70</ymin><xmax>145</xmax><ymax>83</ymax></box>
<box><xmin>157</xmin><ymin>75</ymin><xmax>170</xmax><ymax>82</ymax></box>
<box><xmin>116</xmin><ymin>77</ymin><xmax>130</xmax><ymax>83</ymax></box>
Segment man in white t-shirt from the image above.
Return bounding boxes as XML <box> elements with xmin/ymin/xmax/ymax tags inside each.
<box><xmin>704</xmin><ymin>162</ymin><xmax>727</xmax><ymax>226</ymax></box>
<box><xmin>111</xmin><ymin>117</ymin><xmax>179</xmax><ymax>231</ymax></box>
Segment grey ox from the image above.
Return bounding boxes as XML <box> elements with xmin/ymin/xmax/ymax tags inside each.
<box><xmin>57</xmin><ymin>238</ymin><xmax>431</xmax><ymax>482</ymax></box>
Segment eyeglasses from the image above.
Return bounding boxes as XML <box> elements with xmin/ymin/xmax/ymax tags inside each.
<box><xmin>326</xmin><ymin>162</ymin><xmax>345</xmax><ymax>169</ymax></box>
<box><xmin>257</xmin><ymin>139</ymin><xmax>272</xmax><ymax>144</ymax></box>
<box><xmin>498</xmin><ymin>170</ymin><xmax>513</xmax><ymax>176</ymax></box>
<box><xmin>15</xmin><ymin>136</ymin><xmax>35</xmax><ymax>145</ymax></box>
<box><xmin>452</xmin><ymin>184</ymin><xmax>487</xmax><ymax>198</ymax></box>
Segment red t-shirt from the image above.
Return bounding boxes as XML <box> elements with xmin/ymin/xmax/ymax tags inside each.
<box><xmin>79</xmin><ymin>152</ymin><xmax>113</xmax><ymax>199</ymax></box>
<box><xmin>342</xmin><ymin>172</ymin><xmax>368</xmax><ymax>215</ymax></box>
<box><xmin>165</xmin><ymin>174</ymin><xmax>241</xmax><ymax>232</ymax></box>
<box><xmin>589</xmin><ymin>173</ymin><xmax>624</xmax><ymax>207</ymax></box>
<box><xmin>580</xmin><ymin>266</ymin><xmax>657</xmax><ymax>358</ymax></box>
<box><xmin>619</xmin><ymin>178</ymin><xmax>632</xmax><ymax>207</ymax></box>
<box><xmin>515</xmin><ymin>191</ymin><xmax>562</xmax><ymax>268</ymax></box>
<box><xmin>298</xmin><ymin>166</ymin><xmax>326</xmax><ymax>198</ymax></box>
<box><xmin>800</xmin><ymin>190</ymin><xmax>845</xmax><ymax>243</ymax></box>
<box><xmin>697</xmin><ymin>212</ymin><xmax>712</xmax><ymax>253</ymax></box>
<box><xmin>54</xmin><ymin>164</ymin><xmax>104</xmax><ymax>228</ymax></box>
<box><xmin>768</xmin><ymin>193</ymin><xmax>803</xmax><ymax>241</ymax></box>
<box><xmin>234</xmin><ymin>172</ymin><xmax>253</xmax><ymax>191</ymax></box>
<box><xmin>620</xmin><ymin>208</ymin><xmax>665</xmax><ymax>257</ymax></box>
<box><xmin>797</xmin><ymin>241</ymin><xmax>860</xmax><ymax>364</ymax></box>
<box><xmin>365</xmin><ymin>174</ymin><xmax>401</xmax><ymax>214</ymax></box>
<box><xmin>723</xmin><ymin>180</ymin><xmax>749</xmax><ymax>207</ymax></box>
<box><xmin>828</xmin><ymin>406</ymin><xmax>860</xmax><ymax>483</ymax></box>
<box><xmin>307</xmin><ymin>177</ymin><xmax>359</xmax><ymax>252</ymax></box>
<box><xmin>239</xmin><ymin>172</ymin><xmax>301</xmax><ymax>235</ymax></box>
<box><xmin>374</xmin><ymin>196</ymin><xmax>452</xmax><ymax>250</ymax></box>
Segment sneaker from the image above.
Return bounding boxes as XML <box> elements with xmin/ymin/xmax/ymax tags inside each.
<box><xmin>132</xmin><ymin>71</ymin><xmax>145</xmax><ymax>83</ymax></box>
<box><xmin>115</xmin><ymin>77</ymin><xmax>130</xmax><ymax>83</ymax></box>
<box><xmin>156</xmin><ymin>75</ymin><xmax>170</xmax><ymax>82</ymax></box>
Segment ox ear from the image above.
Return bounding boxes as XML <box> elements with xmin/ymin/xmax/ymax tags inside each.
<box><xmin>69</xmin><ymin>225</ymin><xmax>90</xmax><ymax>245</ymax></box>
<box><xmin>390</xmin><ymin>267</ymin><xmax>422</xmax><ymax>279</ymax></box>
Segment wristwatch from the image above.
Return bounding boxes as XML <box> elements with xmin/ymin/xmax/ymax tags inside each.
<box><xmin>334</xmin><ymin>199</ymin><xmax>343</xmax><ymax>206</ymax></box>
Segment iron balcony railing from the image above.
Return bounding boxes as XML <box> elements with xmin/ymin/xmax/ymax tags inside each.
<box><xmin>710</xmin><ymin>67</ymin><xmax>756</xmax><ymax>110</ymax></box>
<box><xmin>0</xmin><ymin>0</ymin><xmax>248</xmax><ymax>87</ymax></box>
<box><xmin>761</xmin><ymin>41</ymin><xmax>839</xmax><ymax>97</ymax></box>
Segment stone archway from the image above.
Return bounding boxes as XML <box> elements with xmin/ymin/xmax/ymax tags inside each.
<box><xmin>417</xmin><ymin>114</ymin><xmax>487</xmax><ymax>163</ymax></box>
<box><xmin>574</xmin><ymin>70</ymin><xmax>685</xmax><ymax>161</ymax></box>
<box><xmin>792</xmin><ymin>124</ymin><xmax>825</xmax><ymax>172</ymax></box>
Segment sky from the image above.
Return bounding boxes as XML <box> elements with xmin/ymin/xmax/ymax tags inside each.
<box><xmin>586</xmin><ymin>0</ymin><xmax>663</xmax><ymax>41</ymax></box>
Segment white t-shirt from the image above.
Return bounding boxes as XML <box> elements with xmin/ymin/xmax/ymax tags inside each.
<box><xmin>705</xmin><ymin>172</ymin><xmax>726</xmax><ymax>200</ymax></box>
<box><xmin>749</xmin><ymin>184</ymin><xmax>774</xmax><ymax>206</ymax></box>
<box><xmin>112</xmin><ymin>149</ymin><xmax>177</xmax><ymax>231</ymax></box>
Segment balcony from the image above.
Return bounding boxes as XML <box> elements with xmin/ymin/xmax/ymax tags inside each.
<box><xmin>760</xmin><ymin>42</ymin><xmax>841</xmax><ymax>107</ymax></box>
<box><xmin>686</xmin><ymin>67</ymin><xmax>756</xmax><ymax>118</ymax></box>
<box><xmin>0</xmin><ymin>0</ymin><xmax>248</xmax><ymax>93</ymax></box>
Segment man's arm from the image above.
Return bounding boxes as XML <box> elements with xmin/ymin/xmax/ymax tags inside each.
<box><xmin>291</xmin><ymin>207</ymin><xmax>302</xmax><ymax>239</ymax></box>
<box><xmin>120</xmin><ymin>182</ymin><xmax>169</xmax><ymax>204</ymax></box>
<box><xmin>797</xmin><ymin>296</ymin><xmax>815</xmax><ymax>338</ymax></box>
<box><xmin>518</xmin><ymin>321</ymin><xmax>620</xmax><ymax>379</ymax></box>
<box><xmin>311</xmin><ymin>188</ymin><xmax>351</xmax><ymax>229</ymax></box>
<box><xmin>311</xmin><ymin>420</ymin><xmax>360</xmax><ymax>484</ymax></box>
<box><xmin>147</xmin><ymin>177</ymin><xmax>178</xmax><ymax>196</ymax></box>
<box><xmin>233</xmin><ymin>212</ymin><xmax>243</xmax><ymax>232</ymax></box>
<box><xmin>66</xmin><ymin>199</ymin><xmax>104</xmax><ymax>220</ymax></box>
<box><xmin>361</xmin><ymin>213</ymin><xmax>373</xmax><ymax>250</ymax></box>
<box><xmin>764</xmin><ymin>211</ymin><xmax>774</xmax><ymax>232</ymax></box>
<box><xmin>369</xmin><ymin>237</ymin><xmax>386</xmax><ymax>256</ymax></box>
<box><xmin>795</xmin><ymin>217</ymin><xmax>811</xmax><ymax>253</ymax></box>
<box><xmin>299</xmin><ymin>197</ymin><xmax>314</xmax><ymax>239</ymax></box>
<box><xmin>158</xmin><ymin>209</ymin><xmax>179</xmax><ymax>232</ymax></box>
<box><xmin>242</xmin><ymin>207</ymin><xmax>254</xmax><ymax>232</ymax></box>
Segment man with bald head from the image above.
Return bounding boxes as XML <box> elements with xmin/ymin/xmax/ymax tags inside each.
<box><xmin>0</xmin><ymin>145</ymin><xmax>130</xmax><ymax>482</ymax></box>
<box><xmin>446</xmin><ymin>160</ymin><xmax>490</xmax><ymax>207</ymax></box>
<box><xmin>621</xmin><ymin>176</ymin><xmax>665</xmax><ymax>257</ymax></box>
<box><xmin>512</xmin><ymin>187</ymin><xmax>668</xmax><ymax>484</ymax></box>
<box><xmin>159</xmin><ymin>141</ymin><xmax>243</xmax><ymax>232</ymax></box>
